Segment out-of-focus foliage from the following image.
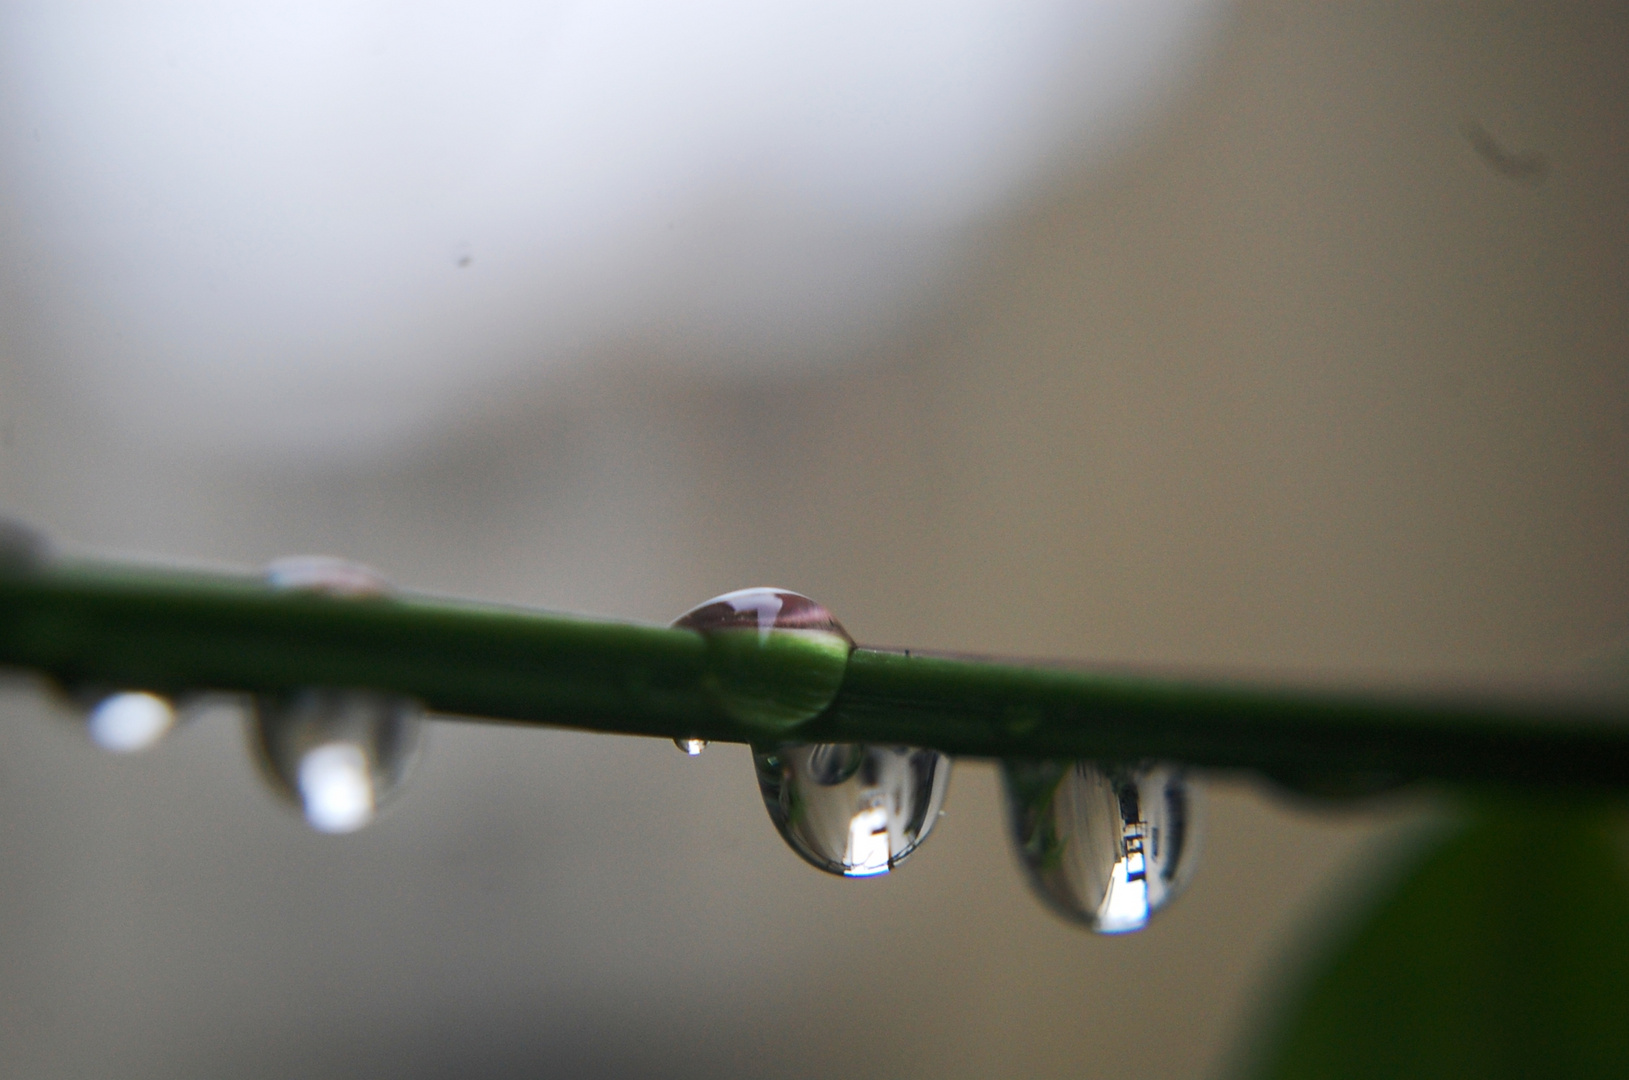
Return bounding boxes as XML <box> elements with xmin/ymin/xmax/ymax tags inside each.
<box><xmin>1251</xmin><ymin>801</ymin><xmax>1629</xmax><ymax>1079</ymax></box>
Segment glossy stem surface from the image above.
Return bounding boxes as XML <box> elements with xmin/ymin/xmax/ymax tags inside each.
<box><xmin>1</xmin><ymin>560</ymin><xmax>1626</xmax><ymax>789</ymax></box>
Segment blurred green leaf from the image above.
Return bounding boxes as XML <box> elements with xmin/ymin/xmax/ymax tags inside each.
<box><xmin>1251</xmin><ymin>801</ymin><xmax>1629</xmax><ymax>1079</ymax></box>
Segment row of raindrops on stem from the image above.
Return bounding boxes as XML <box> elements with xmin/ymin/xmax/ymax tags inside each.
<box><xmin>75</xmin><ymin>567</ymin><xmax>1200</xmax><ymax>935</ymax></box>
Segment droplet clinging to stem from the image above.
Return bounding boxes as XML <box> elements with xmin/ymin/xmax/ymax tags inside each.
<box><xmin>1002</xmin><ymin>761</ymin><xmax>1201</xmax><ymax>933</ymax></box>
<box><xmin>84</xmin><ymin>690</ymin><xmax>177</xmax><ymax>754</ymax></box>
<box><xmin>755</xmin><ymin>743</ymin><xmax>952</xmax><ymax>877</ymax></box>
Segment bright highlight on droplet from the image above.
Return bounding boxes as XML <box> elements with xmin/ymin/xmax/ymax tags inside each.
<box><xmin>844</xmin><ymin>802</ymin><xmax>893</xmax><ymax>878</ymax></box>
<box><xmin>674</xmin><ymin>737</ymin><xmax>708</xmax><ymax>757</ymax></box>
<box><xmin>86</xmin><ymin>691</ymin><xmax>176</xmax><ymax>754</ymax></box>
<box><xmin>296</xmin><ymin>742</ymin><xmax>376</xmax><ymax>834</ymax></box>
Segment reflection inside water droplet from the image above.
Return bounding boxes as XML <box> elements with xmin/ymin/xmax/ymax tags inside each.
<box><xmin>754</xmin><ymin>743</ymin><xmax>952</xmax><ymax>877</ymax></box>
<box><xmin>85</xmin><ymin>690</ymin><xmax>176</xmax><ymax>753</ymax></box>
<box><xmin>298</xmin><ymin>742</ymin><xmax>375</xmax><ymax>833</ymax></box>
<box><xmin>251</xmin><ymin>690</ymin><xmax>421</xmax><ymax>835</ymax></box>
<box><xmin>674</xmin><ymin>737</ymin><xmax>708</xmax><ymax>756</ymax></box>
<box><xmin>1002</xmin><ymin>761</ymin><xmax>1201</xmax><ymax>933</ymax></box>
<box><xmin>673</xmin><ymin>588</ymin><xmax>853</xmax><ymax>732</ymax></box>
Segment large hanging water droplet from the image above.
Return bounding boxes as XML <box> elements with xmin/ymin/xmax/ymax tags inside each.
<box><xmin>674</xmin><ymin>737</ymin><xmax>708</xmax><ymax>756</ymax></box>
<box><xmin>672</xmin><ymin>588</ymin><xmax>854</xmax><ymax>732</ymax></box>
<box><xmin>251</xmin><ymin>689</ymin><xmax>421</xmax><ymax>834</ymax></box>
<box><xmin>84</xmin><ymin>690</ymin><xmax>177</xmax><ymax>754</ymax></box>
<box><xmin>1002</xmin><ymin>760</ymin><xmax>1201</xmax><ymax>933</ymax></box>
<box><xmin>754</xmin><ymin>743</ymin><xmax>952</xmax><ymax>877</ymax></box>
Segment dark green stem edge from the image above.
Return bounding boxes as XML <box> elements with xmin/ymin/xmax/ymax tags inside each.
<box><xmin>2</xmin><ymin>559</ymin><xmax>1626</xmax><ymax>790</ymax></box>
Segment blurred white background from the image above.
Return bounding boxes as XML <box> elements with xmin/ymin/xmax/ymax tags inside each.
<box><xmin>1</xmin><ymin>0</ymin><xmax>1220</xmax><ymax>458</ymax></box>
<box><xmin>0</xmin><ymin>3</ymin><xmax>1626</xmax><ymax>1077</ymax></box>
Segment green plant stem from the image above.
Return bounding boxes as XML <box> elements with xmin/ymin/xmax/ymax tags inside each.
<box><xmin>1</xmin><ymin>559</ymin><xmax>1625</xmax><ymax>789</ymax></box>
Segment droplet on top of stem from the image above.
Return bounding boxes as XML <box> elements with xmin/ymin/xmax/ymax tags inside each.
<box><xmin>754</xmin><ymin>743</ymin><xmax>952</xmax><ymax>877</ymax></box>
<box><xmin>1002</xmin><ymin>761</ymin><xmax>1201</xmax><ymax>933</ymax></box>
<box><xmin>251</xmin><ymin>689</ymin><xmax>421</xmax><ymax>834</ymax></box>
<box><xmin>672</xmin><ymin>588</ymin><xmax>854</xmax><ymax>732</ymax></box>
<box><xmin>264</xmin><ymin>555</ymin><xmax>391</xmax><ymax>597</ymax></box>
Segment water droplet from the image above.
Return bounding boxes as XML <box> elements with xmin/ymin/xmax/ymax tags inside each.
<box><xmin>264</xmin><ymin>555</ymin><xmax>391</xmax><ymax>596</ymax></box>
<box><xmin>251</xmin><ymin>689</ymin><xmax>421</xmax><ymax>834</ymax></box>
<box><xmin>256</xmin><ymin>558</ymin><xmax>418</xmax><ymax>833</ymax></box>
<box><xmin>754</xmin><ymin>743</ymin><xmax>952</xmax><ymax>877</ymax></box>
<box><xmin>674</xmin><ymin>737</ymin><xmax>708</xmax><ymax>756</ymax></box>
<box><xmin>1002</xmin><ymin>760</ymin><xmax>1201</xmax><ymax>933</ymax></box>
<box><xmin>85</xmin><ymin>690</ymin><xmax>177</xmax><ymax>753</ymax></box>
<box><xmin>672</xmin><ymin>588</ymin><xmax>853</xmax><ymax>732</ymax></box>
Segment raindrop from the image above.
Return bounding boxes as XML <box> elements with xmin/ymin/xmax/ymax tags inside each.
<box><xmin>264</xmin><ymin>554</ymin><xmax>391</xmax><ymax>597</ymax></box>
<box><xmin>85</xmin><ymin>690</ymin><xmax>177</xmax><ymax>754</ymax></box>
<box><xmin>1002</xmin><ymin>760</ymin><xmax>1201</xmax><ymax>933</ymax></box>
<box><xmin>255</xmin><ymin>554</ymin><xmax>419</xmax><ymax>833</ymax></box>
<box><xmin>251</xmin><ymin>688</ymin><xmax>421</xmax><ymax>834</ymax></box>
<box><xmin>674</xmin><ymin>737</ymin><xmax>708</xmax><ymax>756</ymax></box>
<box><xmin>672</xmin><ymin>588</ymin><xmax>853</xmax><ymax>732</ymax></box>
<box><xmin>754</xmin><ymin>743</ymin><xmax>952</xmax><ymax>877</ymax></box>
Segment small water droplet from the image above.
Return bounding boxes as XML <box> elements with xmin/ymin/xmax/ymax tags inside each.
<box><xmin>251</xmin><ymin>689</ymin><xmax>421</xmax><ymax>834</ymax></box>
<box><xmin>264</xmin><ymin>555</ymin><xmax>391</xmax><ymax>597</ymax></box>
<box><xmin>85</xmin><ymin>690</ymin><xmax>177</xmax><ymax>753</ymax></box>
<box><xmin>672</xmin><ymin>588</ymin><xmax>853</xmax><ymax>732</ymax></box>
<box><xmin>754</xmin><ymin>743</ymin><xmax>952</xmax><ymax>877</ymax></box>
<box><xmin>674</xmin><ymin>737</ymin><xmax>708</xmax><ymax>756</ymax></box>
<box><xmin>1002</xmin><ymin>760</ymin><xmax>1201</xmax><ymax>933</ymax></box>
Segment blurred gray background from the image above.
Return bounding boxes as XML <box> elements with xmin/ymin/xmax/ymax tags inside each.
<box><xmin>1</xmin><ymin>3</ymin><xmax>1626</xmax><ymax>1077</ymax></box>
